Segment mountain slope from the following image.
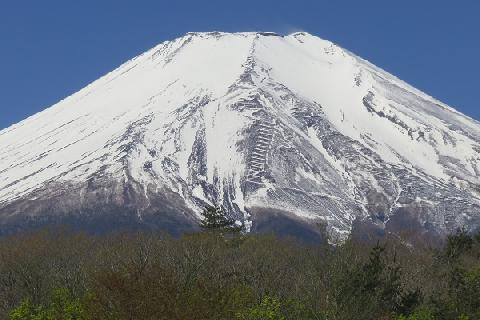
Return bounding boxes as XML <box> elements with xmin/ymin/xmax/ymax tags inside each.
<box><xmin>1</xmin><ymin>32</ymin><xmax>479</xmax><ymax>241</ymax></box>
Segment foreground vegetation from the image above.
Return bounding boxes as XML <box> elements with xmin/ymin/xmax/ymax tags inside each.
<box><xmin>0</xmin><ymin>222</ymin><xmax>479</xmax><ymax>319</ymax></box>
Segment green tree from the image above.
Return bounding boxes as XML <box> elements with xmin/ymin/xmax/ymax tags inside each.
<box><xmin>236</xmin><ymin>296</ymin><xmax>286</xmax><ymax>320</ymax></box>
<box><xmin>444</xmin><ymin>229</ymin><xmax>473</xmax><ymax>261</ymax></box>
<box><xmin>9</xmin><ymin>300</ymin><xmax>36</xmax><ymax>320</ymax></box>
<box><xmin>200</xmin><ymin>205</ymin><xmax>243</xmax><ymax>233</ymax></box>
<box><xmin>396</xmin><ymin>305</ymin><xmax>435</xmax><ymax>320</ymax></box>
<box><xmin>445</xmin><ymin>266</ymin><xmax>480</xmax><ymax>320</ymax></box>
<box><xmin>9</xmin><ymin>288</ymin><xmax>86</xmax><ymax>320</ymax></box>
<box><xmin>332</xmin><ymin>243</ymin><xmax>420</xmax><ymax>319</ymax></box>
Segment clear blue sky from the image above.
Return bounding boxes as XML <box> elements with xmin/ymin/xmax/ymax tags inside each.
<box><xmin>1</xmin><ymin>0</ymin><xmax>479</xmax><ymax>129</ymax></box>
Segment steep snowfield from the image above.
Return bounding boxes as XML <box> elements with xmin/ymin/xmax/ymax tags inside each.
<box><xmin>0</xmin><ymin>32</ymin><xmax>252</xmax><ymax>203</ymax></box>
<box><xmin>1</xmin><ymin>32</ymin><xmax>479</xmax><ymax>240</ymax></box>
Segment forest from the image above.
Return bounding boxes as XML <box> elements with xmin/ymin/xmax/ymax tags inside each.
<box><xmin>0</xmin><ymin>208</ymin><xmax>479</xmax><ymax>320</ymax></box>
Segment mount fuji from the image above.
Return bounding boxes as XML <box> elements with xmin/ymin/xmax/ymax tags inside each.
<box><xmin>1</xmin><ymin>32</ymin><xmax>479</xmax><ymax>242</ymax></box>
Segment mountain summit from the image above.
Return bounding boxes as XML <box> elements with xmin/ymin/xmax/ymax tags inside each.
<box><xmin>1</xmin><ymin>32</ymin><xmax>479</xmax><ymax>241</ymax></box>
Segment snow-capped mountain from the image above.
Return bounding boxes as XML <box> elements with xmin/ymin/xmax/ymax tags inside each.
<box><xmin>1</xmin><ymin>32</ymin><xmax>479</xmax><ymax>241</ymax></box>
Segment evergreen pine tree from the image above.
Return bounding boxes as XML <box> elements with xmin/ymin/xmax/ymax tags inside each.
<box><xmin>200</xmin><ymin>205</ymin><xmax>243</xmax><ymax>233</ymax></box>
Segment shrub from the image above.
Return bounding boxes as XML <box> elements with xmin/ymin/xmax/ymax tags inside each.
<box><xmin>10</xmin><ymin>288</ymin><xmax>86</xmax><ymax>320</ymax></box>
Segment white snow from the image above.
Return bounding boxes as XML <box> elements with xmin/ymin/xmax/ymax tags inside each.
<box><xmin>1</xmin><ymin>31</ymin><xmax>479</xmax><ymax>237</ymax></box>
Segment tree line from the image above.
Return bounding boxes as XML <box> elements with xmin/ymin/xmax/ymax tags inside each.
<box><xmin>0</xmin><ymin>206</ymin><xmax>478</xmax><ymax>319</ymax></box>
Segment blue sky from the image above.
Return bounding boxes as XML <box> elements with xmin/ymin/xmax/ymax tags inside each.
<box><xmin>0</xmin><ymin>0</ymin><xmax>479</xmax><ymax>129</ymax></box>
